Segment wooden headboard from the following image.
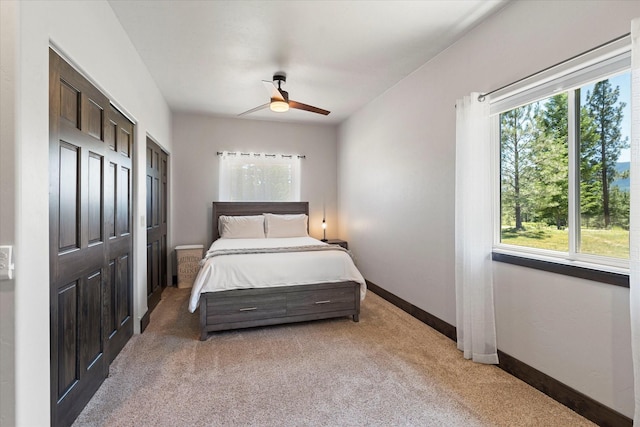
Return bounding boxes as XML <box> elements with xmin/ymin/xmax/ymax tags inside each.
<box><xmin>212</xmin><ymin>201</ymin><xmax>310</xmax><ymax>242</ymax></box>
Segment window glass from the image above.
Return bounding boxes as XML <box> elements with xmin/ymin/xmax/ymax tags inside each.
<box><xmin>579</xmin><ymin>73</ymin><xmax>630</xmax><ymax>258</ymax></box>
<box><xmin>499</xmin><ymin>71</ymin><xmax>630</xmax><ymax>261</ymax></box>
<box><xmin>500</xmin><ymin>94</ymin><xmax>569</xmax><ymax>252</ymax></box>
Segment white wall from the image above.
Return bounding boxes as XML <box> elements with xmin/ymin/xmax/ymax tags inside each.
<box><xmin>172</xmin><ymin>114</ymin><xmax>338</xmax><ymax>249</ymax></box>
<box><xmin>1</xmin><ymin>1</ymin><xmax>172</xmax><ymax>425</ymax></box>
<box><xmin>338</xmin><ymin>0</ymin><xmax>639</xmax><ymax>418</ymax></box>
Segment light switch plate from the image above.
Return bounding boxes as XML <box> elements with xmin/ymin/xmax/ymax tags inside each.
<box><xmin>0</xmin><ymin>245</ymin><xmax>14</xmax><ymax>280</ymax></box>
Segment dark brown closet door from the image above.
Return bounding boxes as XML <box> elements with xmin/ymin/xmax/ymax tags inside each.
<box><xmin>146</xmin><ymin>137</ymin><xmax>168</xmax><ymax>313</ymax></box>
<box><xmin>103</xmin><ymin>105</ymin><xmax>134</xmax><ymax>365</ymax></box>
<box><xmin>49</xmin><ymin>49</ymin><xmax>133</xmax><ymax>427</ymax></box>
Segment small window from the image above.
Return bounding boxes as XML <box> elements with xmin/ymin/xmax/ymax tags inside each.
<box><xmin>219</xmin><ymin>152</ymin><xmax>301</xmax><ymax>201</ymax></box>
<box><xmin>494</xmin><ymin>38</ymin><xmax>631</xmax><ymax>269</ymax></box>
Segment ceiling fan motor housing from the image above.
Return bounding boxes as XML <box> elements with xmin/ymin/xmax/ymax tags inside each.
<box><xmin>273</xmin><ymin>72</ymin><xmax>287</xmax><ymax>85</ymax></box>
<box><xmin>272</xmin><ymin>73</ymin><xmax>289</xmax><ymax>102</ymax></box>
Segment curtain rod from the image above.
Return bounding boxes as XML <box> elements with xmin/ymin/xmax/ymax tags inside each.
<box><xmin>217</xmin><ymin>151</ymin><xmax>306</xmax><ymax>159</ymax></box>
<box><xmin>477</xmin><ymin>32</ymin><xmax>630</xmax><ymax>102</ymax></box>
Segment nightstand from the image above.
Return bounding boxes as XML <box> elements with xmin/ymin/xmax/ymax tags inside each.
<box><xmin>325</xmin><ymin>239</ymin><xmax>348</xmax><ymax>250</ymax></box>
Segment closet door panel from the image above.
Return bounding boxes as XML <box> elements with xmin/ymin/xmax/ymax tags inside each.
<box><xmin>104</xmin><ymin>106</ymin><xmax>134</xmax><ymax>365</ymax></box>
<box><xmin>146</xmin><ymin>138</ymin><xmax>168</xmax><ymax>314</ymax></box>
<box><xmin>49</xmin><ymin>49</ymin><xmax>134</xmax><ymax>427</ymax></box>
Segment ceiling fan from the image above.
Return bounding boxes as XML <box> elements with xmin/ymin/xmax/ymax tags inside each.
<box><xmin>239</xmin><ymin>72</ymin><xmax>330</xmax><ymax>116</ymax></box>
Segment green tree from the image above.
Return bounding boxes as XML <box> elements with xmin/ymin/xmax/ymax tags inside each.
<box><xmin>501</xmin><ymin>103</ymin><xmax>537</xmax><ymax>230</ymax></box>
<box><xmin>578</xmin><ymin>100</ymin><xmax>602</xmax><ymax>227</ymax></box>
<box><xmin>609</xmin><ymin>186</ymin><xmax>630</xmax><ymax>229</ymax></box>
<box><xmin>584</xmin><ymin>80</ymin><xmax>628</xmax><ymax>228</ymax></box>
<box><xmin>532</xmin><ymin>94</ymin><xmax>568</xmax><ymax>229</ymax></box>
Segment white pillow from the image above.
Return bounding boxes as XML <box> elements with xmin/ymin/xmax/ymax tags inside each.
<box><xmin>218</xmin><ymin>215</ymin><xmax>265</xmax><ymax>239</ymax></box>
<box><xmin>263</xmin><ymin>213</ymin><xmax>308</xmax><ymax>238</ymax></box>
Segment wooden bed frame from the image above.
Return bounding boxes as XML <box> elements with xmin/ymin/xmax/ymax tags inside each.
<box><xmin>198</xmin><ymin>201</ymin><xmax>361</xmax><ymax>341</ymax></box>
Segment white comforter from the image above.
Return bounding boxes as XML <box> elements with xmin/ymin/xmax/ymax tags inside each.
<box><xmin>188</xmin><ymin>237</ymin><xmax>366</xmax><ymax>312</ymax></box>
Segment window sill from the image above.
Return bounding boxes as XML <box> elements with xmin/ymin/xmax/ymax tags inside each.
<box><xmin>491</xmin><ymin>250</ymin><xmax>629</xmax><ymax>288</ymax></box>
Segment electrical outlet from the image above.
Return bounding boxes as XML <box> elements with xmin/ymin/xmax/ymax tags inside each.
<box><xmin>0</xmin><ymin>246</ymin><xmax>14</xmax><ymax>280</ymax></box>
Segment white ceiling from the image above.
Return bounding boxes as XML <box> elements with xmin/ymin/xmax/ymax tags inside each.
<box><xmin>108</xmin><ymin>0</ymin><xmax>508</xmax><ymax>125</ymax></box>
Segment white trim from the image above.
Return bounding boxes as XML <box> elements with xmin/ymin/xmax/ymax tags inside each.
<box><xmin>567</xmin><ymin>90</ymin><xmax>579</xmax><ymax>255</ymax></box>
<box><xmin>628</xmin><ymin>16</ymin><xmax>640</xmax><ymax>425</ymax></box>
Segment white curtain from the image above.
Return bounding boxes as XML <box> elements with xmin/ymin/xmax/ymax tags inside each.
<box><xmin>219</xmin><ymin>151</ymin><xmax>301</xmax><ymax>202</ymax></box>
<box><xmin>454</xmin><ymin>93</ymin><xmax>499</xmax><ymax>364</ymax></box>
<box><xmin>630</xmin><ymin>17</ymin><xmax>640</xmax><ymax>426</ymax></box>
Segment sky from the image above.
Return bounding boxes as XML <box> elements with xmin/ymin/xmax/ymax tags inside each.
<box><xmin>580</xmin><ymin>71</ymin><xmax>631</xmax><ymax>163</ymax></box>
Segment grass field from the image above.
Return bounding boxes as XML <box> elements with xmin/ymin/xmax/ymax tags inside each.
<box><xmin>501</xmin><ymin>223</ymin><xmax>629</xmax><ymax>259</ymax></box>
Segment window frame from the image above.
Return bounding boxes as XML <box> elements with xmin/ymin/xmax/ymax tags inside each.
<box><xmin>490</xmin><ymin>35</ymin><xmax>632</xmax><ymax>284</ymax></box>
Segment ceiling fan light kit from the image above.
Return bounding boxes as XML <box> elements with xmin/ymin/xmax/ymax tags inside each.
<box><xmin>240</xmin><ymin>72</ymin><xmax>330</xmax><ymax>117</ymax></box>
<box><xmin>270</xmin><ymin>98</ymin><xmax>289</xmax><ymax>112</ymax></box>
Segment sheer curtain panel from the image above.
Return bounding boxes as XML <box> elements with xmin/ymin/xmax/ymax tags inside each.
<box><xmin>219</xmin><ymin>151</ymin><xmax>301</xmax><ymax>202</ymax></box>
<box><xmin>630</xmin><ymin>17</ymin><xmax>640</xmax><ymax>425</ymax></box>
<box><xmin>454</xmin><ymin>93</ymin><xmax>499</xmax><ymax>364</ymax></box>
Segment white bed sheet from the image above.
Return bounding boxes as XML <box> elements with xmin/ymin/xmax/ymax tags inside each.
<box><xmin>188</xmin><ymin>236</ymin><xmax>366</xmax><ymax>312</ymax></box>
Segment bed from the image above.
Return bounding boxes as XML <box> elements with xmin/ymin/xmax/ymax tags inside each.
<box><xmin>189</xmin><ymin>201</ymin><xmax>366</xmax><ymax>340</ymax></box>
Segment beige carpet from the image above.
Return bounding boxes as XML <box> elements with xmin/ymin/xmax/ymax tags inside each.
<box><xmin>73</xmin><ymin>287</ymin><xmax>594</xmax><ymax>427</ymax></box>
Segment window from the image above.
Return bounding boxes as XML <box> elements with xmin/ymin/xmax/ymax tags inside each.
<box><xmin>219</xmin><ymin>151</ymin><xmax>301</xmax><ymax>201</ymax></box>
<box><xmin>494</xmin><ymin>37</ymin><xmax>631</xmax><ymax>271</ymax></box>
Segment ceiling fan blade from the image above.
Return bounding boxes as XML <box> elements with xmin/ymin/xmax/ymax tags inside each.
<box><xmin>238</xmin><ymin>102</ymin><xmax>269</xmax><ymax>116</ymax></box>
<box><xmin>262</xmin><ymin>80</ymin><xmax>285</xmax><ymax>101</ymax></box>
<box><xmin>289</xmin><ymin>100</ymin><xmax>330</xmax><ymax>116</ymax></box>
